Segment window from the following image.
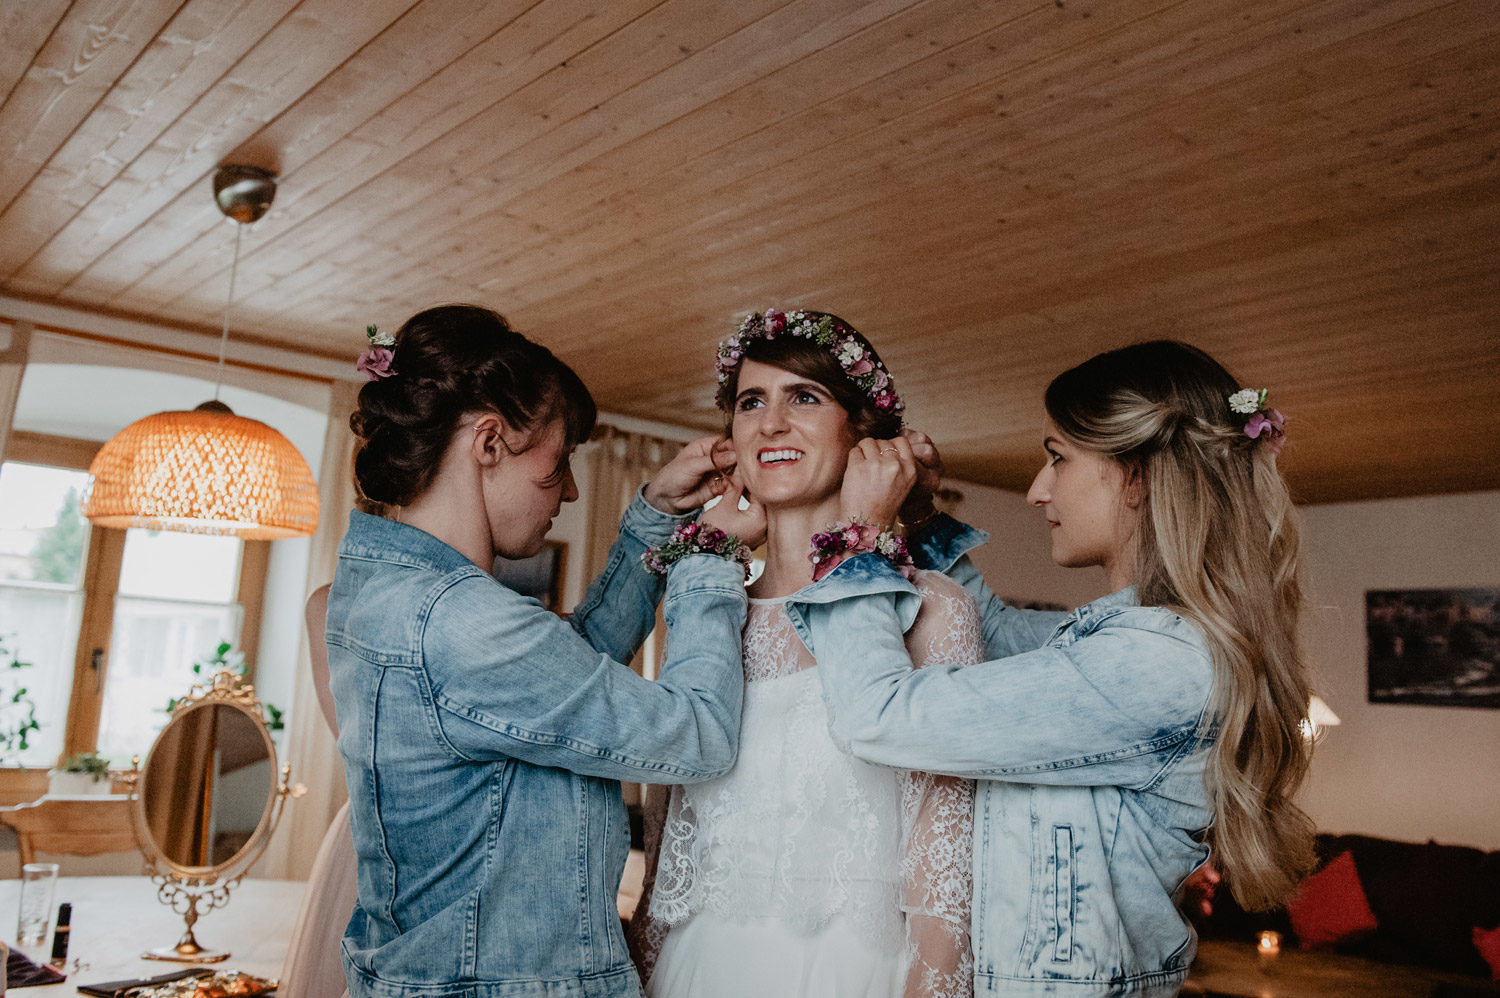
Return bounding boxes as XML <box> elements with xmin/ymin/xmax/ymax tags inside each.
<box><xmin>0</xmin><ymin>432</ymin><xmax>268</xmax><ymax>802</ymax></box>
<box><xmin>0</xmin><ymin>461</ymin><xmax>89</xmax><ymax>768</ymax></box>
<box><xmin>95</xmin><ymin>529</ymin><xmax>245</xmax><ymax>761</ymax></box>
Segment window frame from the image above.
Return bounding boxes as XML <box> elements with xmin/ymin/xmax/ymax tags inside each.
<box><xmin>0</xmin><ymin>431</ymin><xmax>270</xmax><ymax>804</ymax></box>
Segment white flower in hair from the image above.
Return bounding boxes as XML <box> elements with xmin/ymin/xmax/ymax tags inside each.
<box><xmin>1228</xmin><ymin>388</ymin><xmax>1264</xmax><ymax>415</ymax></box>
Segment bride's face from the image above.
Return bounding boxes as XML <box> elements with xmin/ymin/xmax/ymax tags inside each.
<box><xmin>730</xmin><ymin>359</ymin><xmax>859</xmax><ymax>510</ymax></box>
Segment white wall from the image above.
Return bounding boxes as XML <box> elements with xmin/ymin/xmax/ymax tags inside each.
<box><xmin>1297</xmin><ymin>491</ymin><xmax>1500</xmax><ymax>850</ymax></box>
<box><xmin>942</xmin><ymin>479</ymin><xmax>1113</xmax><ymax>611</ymax></box>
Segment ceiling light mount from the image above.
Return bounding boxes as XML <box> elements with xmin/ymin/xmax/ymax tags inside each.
<box><xmin>212</xmin><ymin>165</ymin><xmax>277</xmax><ymax>224</ymax></box>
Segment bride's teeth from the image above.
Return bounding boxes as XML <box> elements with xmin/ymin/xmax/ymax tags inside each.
<box><xmin>761</xmin><ymin>449</ymin><xmax>802</xmax><ymax>464</ymax></box>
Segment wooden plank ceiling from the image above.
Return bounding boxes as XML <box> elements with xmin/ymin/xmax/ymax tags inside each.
<box><xmin>1</xmin><ymin>0</ymin><xmax>1497</xmax><ymax>503</ymax></box>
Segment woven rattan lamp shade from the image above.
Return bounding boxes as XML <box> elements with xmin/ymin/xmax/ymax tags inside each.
<box><xmin>84</xmin><ymin>401</ymin><xmax>319</xmax><ymax>539</ymax></box>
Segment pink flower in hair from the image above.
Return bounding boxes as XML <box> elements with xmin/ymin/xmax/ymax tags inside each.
<box><xmin>1244</xmin><ymin>409</ymin><xmax>1287</xmax><ymax>454</ymax></box>
<box><xmin>357</xmin><ymin>347</ymin><xmax>396</xmax><ymax>380</ymax></box>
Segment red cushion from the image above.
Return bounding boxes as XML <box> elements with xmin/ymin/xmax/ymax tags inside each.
<box><xmin>1475</xmin><ymin>925</ymin><xmax>1500</xmax><ymax>981</ymax></box>
<box><xmin>1287</xmin><ymin>850</ymin><xmax>1379</xmax><ymax>949</ymax></box>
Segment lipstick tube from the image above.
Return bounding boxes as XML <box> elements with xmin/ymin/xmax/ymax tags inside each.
<box><xmin>49</xmin><ymin>901</ymin><xmax>71</xmax><ymax>967</ymax></box>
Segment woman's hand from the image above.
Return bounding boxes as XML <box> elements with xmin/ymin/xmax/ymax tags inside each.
<box><xmin>840</xmin><ymin>437</ymin><xmax>918</xmax><ymax>529</ymax></box>
<box><xmin>899</xmin><ymin>428</ymin><xmax>944</xmax><ymax>524</ymax></box>
<box><xmin>643</xmin><ymin>436</ymin><xmax>737</xmax><ymax>514</ymax></box>
<box><xmin>698</xmin><ymin>474</ymin><xmax>767</xmax><ymax>549</ymax></box>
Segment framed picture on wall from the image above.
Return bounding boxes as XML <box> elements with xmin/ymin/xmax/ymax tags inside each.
<box><xmin>493</xmin><ymin>541</ymin><xmax>568</xmax><ymax>613</ymax></box>
<box><xmin>1366</xmin><ymin>588</ymin><xmax>1500</xmax><ymax>708</ymax></box>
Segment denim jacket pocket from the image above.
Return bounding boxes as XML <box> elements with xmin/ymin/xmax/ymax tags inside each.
<box><xmin>1051</xmin><ymin>824</ymin><xmax>1075</xmax><ymax>964</ymax></box>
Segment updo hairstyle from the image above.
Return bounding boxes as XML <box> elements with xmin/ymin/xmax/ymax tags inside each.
<box><xmin>718</xmin><ymin>312</ymin><xmax>902</xmax><ymax>441</ymax></box>
<box><xmin>350</xmin><ymin>304</ymin><xmax>596</xmax><ymax>511</ymax></box>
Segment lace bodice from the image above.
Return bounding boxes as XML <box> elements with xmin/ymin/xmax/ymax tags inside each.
<box><xmin>629</xmin><ymin>571</ymin><xmax>981</xmax><ymax>998</ymax></box>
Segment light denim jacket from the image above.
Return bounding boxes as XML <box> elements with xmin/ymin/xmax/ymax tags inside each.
<box><xmin>785</xmin><ymin>514</ymin><xmax>1216</xmax><ymax>997</ymax></box>
<box><xmin>327</xmin><ymin>493</ymin><xmax>747</xmax><ymax>998</ymax></box>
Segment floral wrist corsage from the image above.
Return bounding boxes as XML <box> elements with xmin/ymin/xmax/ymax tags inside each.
<box><xmin>809</xmin><ymin>520</ymin><xmax>916</xmax><ymax>583</ymax></box>
<box><xmin>643</xmin><ymin>522</ymin><xmax>754</xmax><ymax>578</ymax></box>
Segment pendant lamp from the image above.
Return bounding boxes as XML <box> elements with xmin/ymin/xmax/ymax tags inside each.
<box><xmin>82</xmin><ymin>166</ymin><xmax>319</xmax><ymax>540</ymax></box>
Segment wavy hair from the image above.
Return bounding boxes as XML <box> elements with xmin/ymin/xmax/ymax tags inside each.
<box><xmin>1045</xmin><ymin>340</ymin><xmax>1315</xmax><ymax>910</ymax></box>
<box><xmin>350</xmin><ymin>304</ymin><xmax>595</xmax><ymax>510</ymax></box>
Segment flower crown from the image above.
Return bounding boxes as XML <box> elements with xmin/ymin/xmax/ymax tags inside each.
<box><xmin>357</xmin><ymin>324</ymin><xmax>396</xmax><ymax>381</ymax></box>
<box><xmin>714</xmin><ymin>309</ymin><xmax>903</xmax><ymax>420</ymax></box>
<box><xmin>1228</xmin><ymin>388</ymin><xmax>1286</xmax><ymax>455</ymax></box>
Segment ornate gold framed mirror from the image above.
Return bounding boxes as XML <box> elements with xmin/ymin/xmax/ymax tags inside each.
<box><xmin>125</xmin><ymin>669</ymin><xmax>304</xmax><ymax>962</ymax></box>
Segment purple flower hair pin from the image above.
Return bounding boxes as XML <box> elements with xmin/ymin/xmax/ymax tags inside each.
<box><xmin>1228</xmin><ymin>388</ymin><xmax>1287</xmax><ymax>455</ymax></box>
<box><xmin>357</xmin><ymin>324</ymin><xmax>396</xmax><ymax>381</ymax></box>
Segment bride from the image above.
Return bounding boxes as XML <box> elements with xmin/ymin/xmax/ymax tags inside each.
<box><xmin>628</xmin><ymin>309</ymin><xmax>980</xmax><ymax>998</ymax></box>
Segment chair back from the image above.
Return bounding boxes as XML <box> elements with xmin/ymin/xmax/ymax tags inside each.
<box><xmin>0</xmin><ymin>796</ymin><xmax>137</xmax><ymax>870</ymax></box>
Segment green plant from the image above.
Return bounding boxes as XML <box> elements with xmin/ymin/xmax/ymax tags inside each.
<box><xmin>0</xmin><ymin>634</ymin><xmax>40</xmax><ymax>765</ymax></box>
<box><xmin>165</xmin><ymin>640</ymin><xmax>285</xmax><ymax>731</ymax></box>
<box><xmin>192</xmin><ymin>640</ymin><xmax>245</xmax><ymax>677</ymax></box>
<box><xmin>59</xmin><ymin>751</ymin><xmax>111</xmax><ymax>780</ymax></box>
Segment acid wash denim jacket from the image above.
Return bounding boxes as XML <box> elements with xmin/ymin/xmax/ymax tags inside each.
<box><xmin>785</xmin><ymin>514</ymin><xmax>1216</xmax><ymax>998</ymax></box>
<box><xmin>326</xmin><ymin>493</ymin><xmax>747</xmax><ymax>998</ymax></box>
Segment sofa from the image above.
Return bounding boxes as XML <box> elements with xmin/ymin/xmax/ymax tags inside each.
<box><xmin>1190</xmin><ymin>832</ymin><xmax>1500</xmax><ymax>991</ymax></box>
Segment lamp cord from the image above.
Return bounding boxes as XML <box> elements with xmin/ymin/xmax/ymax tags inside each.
<box><xmin>213</xmin><ymin>222</ymin><xmax>243</xmax><ymax>403</ymax></box>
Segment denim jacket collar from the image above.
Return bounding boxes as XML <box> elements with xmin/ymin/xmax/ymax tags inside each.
<box><xmin>787</xmin><ymin>551</ymin><xmax>923</xmax><ymax>634</ymax></box>
<box><xmin>1070</xmin><ymin>584</ymin><xmax>1138</xmax><ymax>623</ymax></box>
<box><xmin>339</xmin><ymin>509</ymin><xmax>479</xmax><ymax>576</ymax></box>
<box><xmin>907</xmin><ymin>511</ymin><xmax>988</xmax><ymax>573</ymax></box>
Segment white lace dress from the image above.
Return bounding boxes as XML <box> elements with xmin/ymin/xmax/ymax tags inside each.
<box><xmin>628</xmin><ymin>571</ymin><xmax>981</xmax><ymax>998</ymax></box>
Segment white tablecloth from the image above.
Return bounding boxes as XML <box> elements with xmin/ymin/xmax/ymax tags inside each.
<box><xmin>0</xmin><ymin>875</ymin><xmax>304</xmax><ymax>995</ymax></box>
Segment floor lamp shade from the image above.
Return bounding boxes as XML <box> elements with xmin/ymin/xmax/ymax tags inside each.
<box><xmin>84</xmin><ymin>402</ymin><xmax>319</xmax><ymax>540</ymax></box>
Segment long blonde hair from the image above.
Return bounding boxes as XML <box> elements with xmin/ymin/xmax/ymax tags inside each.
<box><xmin>1045</xmin><ymin>340</ymin><xmax>1315</xmax><ymax>911</ymax></box>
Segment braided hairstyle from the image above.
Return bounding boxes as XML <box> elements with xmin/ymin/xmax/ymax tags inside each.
<box><xmin>350</xmin><ymin>304</ymin><xmax>595</xmax><ymax>511</ymax></box>
<box><xmin>1044</xmin><ymin>339</ymin><xmax>1315</xmax><ymax>911</ymax></box>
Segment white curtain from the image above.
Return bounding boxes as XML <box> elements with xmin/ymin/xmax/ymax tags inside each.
<box><xmin>259</xmin><ymin>380</ymin><xmax>360</xmax><ymax>880</ymax></box>
<box><xmin>0</xmin><ymin>321</ymin><xmax>32</xmax><ymax>464</ymax></box>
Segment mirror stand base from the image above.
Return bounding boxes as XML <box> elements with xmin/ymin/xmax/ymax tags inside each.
<box><xmin>142</xmin><ymin>936</ymin><xmax>231</xmax><ymax>963</ymax></box>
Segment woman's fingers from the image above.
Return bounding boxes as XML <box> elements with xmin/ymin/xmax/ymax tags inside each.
<box><xmin>710</xmin><ymin>436</ymin><xmax>737</xmax><ymax>473</ymax></box>
<box><xmin>700</xmin><ymin>474</ymin><xmax>767</xmax><ymax>548</ymax></box>
<box><xmin>645</xmin><ymin>435</ymin><xmax>734</xmax><ymax>512</ymax></box>
<box><xmin>841</xmin><ymin>437</ymin><xmax>918</xmax><ymax>528</ymax></box>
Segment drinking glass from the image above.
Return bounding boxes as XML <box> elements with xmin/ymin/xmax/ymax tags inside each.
<box><xmin>16</xmin><ymin>862</ymin><xmax>59</xmax><ymax>946</ymax></box>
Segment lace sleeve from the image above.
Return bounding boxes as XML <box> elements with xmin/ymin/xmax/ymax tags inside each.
<box><xmin>625</xmin><ymin>782</ymin><xmax>672</xmax><ymax>986</ymax></box>
<box><xmin>899</xmin><ymin>572</ymin><xmax>981</xmax><ymax>998</ymax></box>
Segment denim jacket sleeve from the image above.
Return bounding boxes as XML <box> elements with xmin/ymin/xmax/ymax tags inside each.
<box><xmin>424</xmin><ymin>553</ymin><xmax>746</xmax><ymax>783</ymax></box>
<box><xmin>786</xmin><ymin>554</ymin><xmax>1214</xmax><ymax>788</ymax></box>
<box><xmin>567</xmin><ymin>486</ymin><xmax>694</xmax><ymax>664</ymax></box>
